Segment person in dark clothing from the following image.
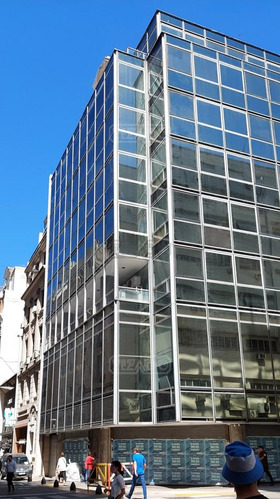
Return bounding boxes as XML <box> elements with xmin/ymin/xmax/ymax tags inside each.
<box><xmin>257</xmin><ymin>445</ymin><xmax>274</xmax><ymax>484</ymax></box>
<box><xmin>5</xmin><ymin>455</ymin><xmax>17</xmax><ymax>492</ymax></box>
<box><xmin>222</xmin><ymin>441</ymin><xmax>267</xmax><ymax>499</ymax></box>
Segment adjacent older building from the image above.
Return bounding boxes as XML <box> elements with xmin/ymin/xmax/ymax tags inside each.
<box><xmin>14</xmin><ymin>231</ymin><xmax>46</xmax><ymax>476</ymax></box>
<box><xmin>40</xmin><ymin>10</ymin><xmax>280</xmax><ymax>483</ymax></box>
<box><xmin>0</xmin><ymin>267</ymin><xmax>26</xmax><ymax>452</ymax></box>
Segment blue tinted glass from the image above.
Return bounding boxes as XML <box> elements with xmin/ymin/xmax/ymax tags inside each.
<box><xmin>119</xmin><ymin>87</ymin><xmax>145</xmax><ymax>109</ymax></box>
<box><xmin>277</xmin><ymin>147</ymin><xmax>280</xmax><ymax>162</ymax></box>
<box><xmin>207</xmin><ymin>40</ymin><xmax>225</xmax><ymax>53</ymax></box>
<box><xmin>167</xmin><ymin>35</ymin><xmax>191</xmax><ymax>51</ymax></box>
<box><xmin>266</xmin><ymin>52</ymin><xmax>280</xmax><ymax>65</ymax></box>
<box><xmin>206</xmin><ymin>30</ymin><xmax>224</xmax><ymax>43</ymax></box>
<box><xmin>95</xmin><ymin>172</ymin><xmax>104</xmax><ymax>201</ymax></box>
<box><xmin>170</xmin><ymin>117</ymin><xmax>196</xmax><ymax>140</ymax></box>
<box><xmin>95</xmin><ymin>198</ymin><xmax>103</xmax><ymax>222</ymax></box>
<box><xmin>168</xmin><ymin>70</ymin><xmax>193</xmax><ymax>92</ymax></box>
<box><xmin>168</xmin><ymin>46</ymin><xmax>191</xmax><ymax>74</ymax></box>
<box><xmin>247</xmin><ymin>96</ymin><xmax>269</xmax><ymax>115</ymax></box>
<box><xmin>119</xmin><ymin>64</ymin><xmax>144</xmax><ymax>90</ymax></box>
<box><xmin>193</xmin><ymin>45</ymin><xmax>216</xmax><ymax>59</ymax></box>
<box><xmin>227</xmin><ymin>38</ymin><xmax>244</xmax><ymax>51</ymax></box>
<box><xmin>161</xmin><ymin>12</ymin><xmax>182</xmax><ymax>27</ymax></box>
<box><xmin>250</xmin><ymin>115</ymin><xmax>272</xmax><ymax>142</ymax></box>
<box><xmin>197</xmin><ymin>101</ymin><xmax>221</xmax><ymax>127</ymax></box>
<box><xmin>247</xmin><ymin>56</ymin><xmax>265</xmax><ymax>67</ymax></box>
<box><xmin>245</xmin><ymin>73</ymin><xmax>267</xmax><ymax>98</ymax></box>
<box><xmin>267</xmin><ymin>71</ymin><xmax>280</xmax><ymax>82</ymax></box>
<box><xmin>224</xmin><ymin>109</ymin><xmax>247</xmax><ymax>134</ymax></box>
<box><xmin>184</xmin><ymin>21</ymin><xmax>204</xmax><ymax>35</ymax></box>
<box><xmin>274</xmin><ymin>122</ymin><xmax>280</xmax><ymax>144</ymax></box>
<box><xmin>195</xmin><ymin>79</ymin><xmax>219</xmax><ymax>100</ymax></box>
<box><xmin>170</xmin><ymin>91</ymin><xmax>194</xmax><ymax>120</ymax></box>
<box><xmin>161</xmin><ymin>24</ymin><xmax>183</xmax><ymax>37</ymax></box>
<box><xmin>243</xmin><ymin>62</ymin><xmax>265</xmax><ymax>76</ymax></box>
<box><xmin>95</xmin><ymin>218</ymin><xmax>103</xmax><ymax>245</ymax></box>
<box><xmin>251</xmin><ymin>140</ymin><xmax>275</xmax><ymax>161</ymax></box>
<box><xmin>219</xmin><ymin>53</ymin><xmax>241</xmax><ymax>67</ymax></box>
<box><xmin>222</xmin><ymin>88</ymin><xmax>245</xmax><ymax>108</ymax></box>
<box><xmin>119</xmin><ymin>132</ymin><xmax>146</xmax><ymax>155</ymax></box>
<box><xmin>225</xmin><ymin>133</ymin><xmax>249</xmax><ymax>154</ymax></box>
<box><xmin>228</xmin><ymin>48</ymin><xmax>245</xmax><ymax>60</ymax></box>
<box><xmin>247</xmin><ymin>45</ymin><xmax>264</xmax><ymax>58</ymax></box>
<box><xmin>194</xmin><ymin>56</ymin><xmax>218</xmax><ymax>82</ymax></box>
<box><xmin>105</xmin><ymin>206</ymin><xmax>114</xmax><ymax>240</ymax></box>
<box><xmin>221</xmin><ymin>66</ymin><xmax>243</xmax><ymax>90</ymax></box>
<box><xmin>269</xmin><ymin>81</ymin><xmax>280</xmax><ymax>103</ymax></box>
<box><xmin>198</xmin><ymin>125</ymin><xmax>223</xmax><ymax>147</ymax></box>
<box><xmin>105</xmin><ymin>184</ymin><xmax>114</xmax><ymax>207</ymax></box>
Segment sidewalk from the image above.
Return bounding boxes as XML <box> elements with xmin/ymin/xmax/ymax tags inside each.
<box><xmin>37</xmin><ymin>477</ymin><xmax>280</xmax><ymax>499</ymax></box>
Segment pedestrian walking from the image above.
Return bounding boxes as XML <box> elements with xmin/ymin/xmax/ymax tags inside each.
<box><xmin>56</xmin><ymin>451</ymin><xmax>67</xmax><ymax>484</ymax></box>
<box><xmin>84</xmin><ymin>451</ymin><xmax>96</xmax><ymax>483</ymax></box>
<box><xmin>5</xmin><ymin>455</ymin><xmax>17</xmax><ymax>492</ymax></box>
<box><xmin>126</xmin><ymin>447</ymin><xmax>147</xmax><ymax>499</ymax></box>
<box><xmin>107</xmin><ymin>461</ymin><xmax>126</xmax><ymax>499</ymax></box>
<box><xmin>222</xmin><ymin>441</ymin><xmax>267</xmax><ymax>499</ymax></box>
<box><xmin>257</xmin><ymin>445</ymin><xmax>274</xmax><ymax>485</ymax></box>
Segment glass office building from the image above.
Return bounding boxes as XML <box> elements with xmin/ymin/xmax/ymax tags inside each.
<box><xmin>41</xmin><ymin>10</ymin><xmax>280</xmax><ymax>469</ymax></box>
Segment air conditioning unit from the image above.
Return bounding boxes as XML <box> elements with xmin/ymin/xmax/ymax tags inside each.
<box><xmin>128</xmin><ymin>276</ymin><xmax>141</xmax><ymax>288</ymax></box>
<box><xmin>257</xmin><ymin>403</ymin><xmax>270</xmax><ymax>414</ymax></box>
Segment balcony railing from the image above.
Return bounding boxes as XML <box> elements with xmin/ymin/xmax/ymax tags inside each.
<box><xmin>119</xmin><ymin>287</ymin><xmax>149</xmax><ymax>302</ymax></box>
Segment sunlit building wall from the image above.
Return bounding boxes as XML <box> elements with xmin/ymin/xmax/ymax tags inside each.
<box><xmin>41</xmin><ymin>9</ymin><xmax>280</xmax><ymax>476</ymax></box>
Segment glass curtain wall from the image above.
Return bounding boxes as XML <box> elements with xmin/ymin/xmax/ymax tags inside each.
<box><xmin>162</xmin><ymin>22</ymin><xmax>280</xmax><ymax>421</ymax></box>
<box><xmin>41</xmin><ymin>56</ymin><xmax>115</xmax><ymax>433</ymax></box>
<box><xmin>117</xmin><ymin>51</ymin><xmax>152</xmax><ymax>422</ymax></box>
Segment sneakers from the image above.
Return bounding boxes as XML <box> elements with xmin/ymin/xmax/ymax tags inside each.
<box><xmin>125</xmin><ymin>496</ymin><xmax>131</xmax><ymax>499</ymax></box>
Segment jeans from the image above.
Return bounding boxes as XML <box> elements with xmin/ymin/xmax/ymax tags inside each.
<box><xmin>84</xmin><ymin>469</ymin><xmax>92</xmax><ymax>483</ymax></box>
<box><xmin>127</xmin><ymin>473</ymin><xmax>147</xmax><ymax>499</ymax></box>
<box><xmin>7</xmin><ymin>472</ymin><xmax>15</xmax><ymax>491</ymax></box>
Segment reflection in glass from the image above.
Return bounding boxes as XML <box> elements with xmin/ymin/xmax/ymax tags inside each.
<box><xmin>200</xmin><ymin>147</ymin><xmax>224</xmax><ymax>175</ymax></box>
<box><xmin>215</xmin><ymin>393</ymin><xmax>246</xmax><ymax>418</ymax></box>
<box><xmin>236</xmin><ymin>257</ymin><xmax>262</xmax><ymax>286</ymax></box>
<box><xmin>206</xmin><ymin>253</ymin><xmax>232</xmax><ymax>281</ymax></box>
<box><xmin>181</xmin><ymin>392</ymin><xmax>213</xmax><ymax>418</ymax></box>
<box><xmin>178</xmin><ymin>317</ymin><xmax>210</xmax><ymax>386</ymax></box>
<box><xmin>119</xmin><ymin>392</ymin><xmax>152</xmax><ymax>422</ymax></box>
<box><xmin>176</xmin><ymin>247</ymin><xmax>203</xmax><ymax>279</ymax></box>
<box><xmin>203</xmin><ymin>198</ymin><xmax>229</xmax><ymax>227</ymax></box>
<box><xmin>211</xmin><ymin>320</ymin><xmax>242</xmax><ymax>388</ymax></box>
<box><xmin>207</xmin><ymin>283</ymin><xmax>236</xmax><ymax>306</ymax></box>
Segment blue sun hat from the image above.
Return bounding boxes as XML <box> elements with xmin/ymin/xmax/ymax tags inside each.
<box><xmin>222</xmin><ymin>441</ymin><xmax>264</xmax><ymax>485</ymax></box>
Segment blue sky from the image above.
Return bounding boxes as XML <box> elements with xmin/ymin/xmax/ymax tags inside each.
<box><xmin>1</xmin><ymin>0</ymin><xmax>280</xmax><ymax>278</ymax></box>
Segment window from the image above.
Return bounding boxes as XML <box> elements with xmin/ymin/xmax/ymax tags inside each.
<box><xmin>221</xmin><ymin>65</ymin><xmax>243</xmax><ymax>90</ymax></box>
<box><xmin>197</xmin><ymin>101</ymin><xmax>221</xmax><ymax>127</ymax></box>
<box><xmin>224</xmin><ymin>109</ymin><xmax>247</xmax><ymax>135</ymax></box>
<box><xmin>245</xmin><ymin>73</ymin><xmax>267</xmax><ymax>99</ymax></box>
<box><xmin>194</xmin><ymin>56</ymin><xmax>218</xmax><ymax>82</ymax></box>
<box><xmin>249</xmin><ymin>115</ymin><xmax>272</xmax><ymax>142</ymax></box>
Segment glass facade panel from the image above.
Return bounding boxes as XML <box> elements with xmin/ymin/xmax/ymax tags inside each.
<box><xmin>43</xmin><ymin>12</ymin><xmax>280</xmax><ymax>435</ymax></box>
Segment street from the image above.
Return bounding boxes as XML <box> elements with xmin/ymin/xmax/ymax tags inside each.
<box><xmin>0</xmin><ymin>478</ymin><xmax>279</xmax><ymax>499</ymax></box>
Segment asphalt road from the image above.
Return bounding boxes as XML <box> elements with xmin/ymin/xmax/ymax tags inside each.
<box><xmin>0</xmin><ymin>478</ymin><xmax>279</xmax><ymax>499</ymax></box>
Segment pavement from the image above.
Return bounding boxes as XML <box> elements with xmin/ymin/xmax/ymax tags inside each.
<box><xmin>37</xmin><ymin>477</ymin><xmax>280</xmax><ymax>499</ymax></box>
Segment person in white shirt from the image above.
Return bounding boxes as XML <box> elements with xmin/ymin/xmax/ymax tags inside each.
<box><xmin>5</xmin><ymin>455</ymin><xmax>17</xmax><ymax>492</ymax></box>
<box><xmin>56</xmin><ymin>451</ymin><xmax>67</xmax><ymax>484</ymax></box>
<box><xmin>108</xmin><ymin>461</ymin><xmax>125</xmax><ymax>499</ymax></box>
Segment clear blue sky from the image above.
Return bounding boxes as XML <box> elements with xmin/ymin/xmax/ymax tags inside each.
<box><xmin>1</xmin><ymin>0</ymin><xmax>280</xmax><ymax>278</ymax></box>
